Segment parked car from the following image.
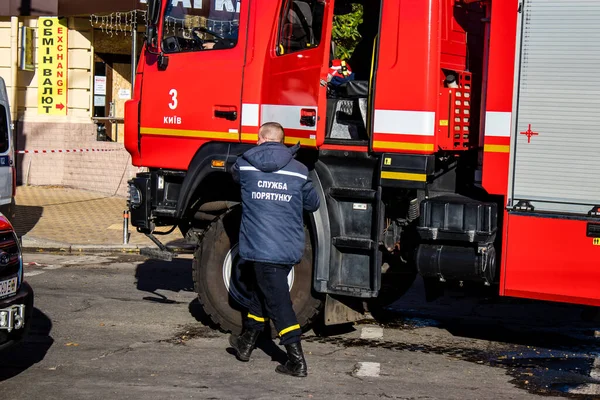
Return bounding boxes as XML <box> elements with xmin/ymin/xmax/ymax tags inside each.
<box><xmin>0</xmin><ymin>77</ymin><xmax>15</xmax><ymax>220</ymax></box>
<box><xmin>0</xmin><ymin>213</ymin><xmax>32</xmax><ymax>350</ymax></box>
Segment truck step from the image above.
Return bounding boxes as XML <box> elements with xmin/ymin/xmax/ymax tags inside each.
<box><xmin>328</xmin><ymin>284</ymin><xmax>378</xmax><ymax>297</ymax></box>
<box><xmin>328</xmin><ymin>187</ymin><xmax>377</xmax><ymax>202</ymax></box>
<box><xmin>332</xmin><ymin>236</ymin><xmax>374</xmax><ymax>251</ymax></box>
<box><xmin>155</xmin><ymin>208</ymin><xmax>177</xmax><ymax>216</ymax></box>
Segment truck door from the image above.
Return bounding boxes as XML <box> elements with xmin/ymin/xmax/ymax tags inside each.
<box><xmin>0</xmin><ymin>78</ymin><xmax>14</xmax><ymax>217</ymax></box>
<box><xmin>139</xmin><ymin>0</ymin><xmax>249</xmax><ymax>168</ymax></box>
<box><xmin>371</xmin><ymin>1</ymin><xmax>439</xmax><ymax>154</ymax></box>
<box><xmin>256</xmin><ymin>0</ymin><xmax>333</xmax><ymax>147</ymax></box>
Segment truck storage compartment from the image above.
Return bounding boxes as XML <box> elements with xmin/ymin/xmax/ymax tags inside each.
<box><xmin>417</xmin><ymin>195</ymin><xmax>497</xmax><ymax>243</ymax></box>
<box><xmin>503</xmin><ymin>213</ymin><xmax>600</xmax><ymax>306</ymax></box>
<box><xmin>415</xmin><ymin>195</ymin><xmax>498</xmax><ymax>286</ymax></box>
<box><xmin>509</xmin><ymin>1</ymin><xmax>600</xmax><ymax>215</ymax></box>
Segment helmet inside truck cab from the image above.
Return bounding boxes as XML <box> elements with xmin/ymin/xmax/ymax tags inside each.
<box><xmin>281</xmin><ymin>0</ymin><xmax>316</xmax><ymax>52</ymax></box>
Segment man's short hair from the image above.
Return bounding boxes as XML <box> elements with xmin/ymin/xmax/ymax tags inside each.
<box><xmin>259</xmin><ymin>122</ymin><xmax>285</xmax><ymax>143</ymax></box>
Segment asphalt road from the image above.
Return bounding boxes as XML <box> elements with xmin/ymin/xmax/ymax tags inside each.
<box><xmin>1</xmin><ymin>253</ymin><xmax>600</xmax><ymax>400</ymax></box>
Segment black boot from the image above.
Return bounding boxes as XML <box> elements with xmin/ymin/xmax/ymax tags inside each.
<box><xmin>275</xmin><ymin>341</ymin><xmax>307</xmax><ymax>377</ymax></box>
<box><xmin>229</xmin><ymin>329</ymin><xmax>260</xmax><ymax>362</ymax></box>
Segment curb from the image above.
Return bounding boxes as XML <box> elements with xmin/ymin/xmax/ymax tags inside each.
<box><xmin>20</xmin><ymin>235</ymin><xmax>195</xmax><ymax>256</ymax></box>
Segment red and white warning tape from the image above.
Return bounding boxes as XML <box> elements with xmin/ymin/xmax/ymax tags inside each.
<box><xmin>17</xmin><ymin>148</ymin><xmax>123</xmax><ymax>154</ymax></box>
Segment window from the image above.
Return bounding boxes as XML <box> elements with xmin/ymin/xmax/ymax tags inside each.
<box><xmin>277</xmin><ymin>0</ymin><xmax>325</xmax><ymax>55</ymax></box>
<box><xmin>0</xmin><ymin>106</ymin><xmax>9</xmax><ymax>154</ymax></box>
<box><xmin>161</xmin><ymin>0</ymin><xmax>241</xmax><ymax>54</ymax></box>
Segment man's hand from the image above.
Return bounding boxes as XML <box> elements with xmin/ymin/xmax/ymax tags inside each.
<box><xmin>302</xmin><ymin>178</ymin><xmax>320</xmax><ymax>212</ymax></box>
<box><xmin>202</xmin><ymin>42</ymin><xmax>216</xmax><ymax>49</ymax></box>
<box><xmin>231</xmin><ymin>159</ymin><xmax>241</xmax><ymax>184</ymax></box>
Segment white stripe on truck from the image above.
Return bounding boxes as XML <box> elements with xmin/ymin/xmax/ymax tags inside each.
<box><xmin>373</xmin><ymin>110</ymin><xmax>435</xmax><ymax>136</ymax></box>
<box><xmin>261</xmin><ymin>104</ymin><xmax>318</xmax><ymax>131</ymax></box>
<box><xmin>242</xmin><ymin>103</ymin><xmax>260</xmax><ymax>127</ymax></box>
<box><xmin>484</xmin><ymin>111</ymin><xmax>512</xmax><ymax>137</ymax></box>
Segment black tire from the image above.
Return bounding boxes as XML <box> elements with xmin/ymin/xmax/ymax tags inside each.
<box><xmin>192</xmin><ymin>207</ymin><xmax>323</xmax><ymax>336</ymax></box>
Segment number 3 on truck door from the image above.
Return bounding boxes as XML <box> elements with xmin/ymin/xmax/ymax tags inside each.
<box><xmin>169</xmin><ymin>89</ymin><xmax>178</xmax><ymax>110</ymax></box>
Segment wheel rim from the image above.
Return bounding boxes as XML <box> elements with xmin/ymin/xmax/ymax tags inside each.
<box><xmin>222</xmin><ymin>243</ymin><xmax>295</xmax><ymax>307</ymax></box>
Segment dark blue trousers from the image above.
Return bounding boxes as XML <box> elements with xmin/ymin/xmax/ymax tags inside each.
<box><xmin>244</xmin><ymin>261</ymin><xmax>302</xmax><ymax>345</ymax></box>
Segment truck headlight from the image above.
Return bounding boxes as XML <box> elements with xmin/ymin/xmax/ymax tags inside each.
<box><xmin>128</xmin><ymin>183</ymin><xmax>142</xmax><ymax>208</ymax></box>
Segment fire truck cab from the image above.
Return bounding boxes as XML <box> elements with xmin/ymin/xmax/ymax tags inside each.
<box><xmin>126</xmin><ymin>0</ymin><xmax>600</xmax><ymax>334</ymax></box>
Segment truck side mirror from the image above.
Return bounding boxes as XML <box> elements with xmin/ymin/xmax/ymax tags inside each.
<box><xmin>146</xmin><ymin>25</ymin><xmax>156</xmax><ymax>48</ymax></box>
<box><xmin>148</xmin><ymin>0</ymin><xmax>161</xmax><ymax>23</ymax></box>
<box><xmin>146</xmin><ymin>0</ymin><xmax>161</xmax><ymax>49</ymax></box>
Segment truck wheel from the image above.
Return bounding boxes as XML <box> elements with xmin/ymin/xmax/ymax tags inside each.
<box><xmin>192</xmin><ymin>207</ymin><xmax>323</xmax><ymax>336</ymax></box>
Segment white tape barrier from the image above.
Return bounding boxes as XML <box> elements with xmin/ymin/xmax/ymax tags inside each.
<box><xmin>17</xmin><ymin>148</ymin><xmax>124</xmax><ymax>154</ymax></box>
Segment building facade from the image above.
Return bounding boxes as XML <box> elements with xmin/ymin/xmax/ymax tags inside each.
<box><xmin>0</xmin><ymin>5</ymin><xmax>145</xmax><ymax>196</ymax></box>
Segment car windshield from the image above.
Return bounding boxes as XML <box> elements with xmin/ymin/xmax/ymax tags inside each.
<box><xmin>161</xmin><ymin>0</ymin><xmax>241</xmax><ymax>53</ymax></box>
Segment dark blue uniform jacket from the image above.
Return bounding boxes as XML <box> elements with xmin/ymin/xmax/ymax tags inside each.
<box><xmin>232</xmin><ymin>142</ymin><xmax>320</xmax><ymax>265</ymax></box>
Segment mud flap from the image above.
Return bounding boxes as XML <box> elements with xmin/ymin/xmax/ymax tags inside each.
<box><xmin>324</xmin><ymin>295</ymin><xmax>367</xmax><ymax>326</ymax></box>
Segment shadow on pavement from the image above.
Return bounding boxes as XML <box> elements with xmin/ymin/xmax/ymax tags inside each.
<box><xmin>188</xmin><ymin>298</ymin><xmax>222</xmax><ymax>330</ymax></box>
<box><xmin>11</xmin><ymin>204</ymin><xmax>43</xmax><ymax>237</ymax></box>
<box><xmin>0</xmin><ymin>308</ymin><xmax>53</xmax><ymax>382</ymax></box>
<box><xmin>438</xmin><ymin>302</ymin><xmax>600</xmax><ymax>350</ymax></box>
<box><xmin>134</xmin><ymin>257</ymin><xmax>194</xmax><ymax>304</ymax></box>
<box><xmin>255</xmin><ymin>336</ymin><xmax>288</xmax><ymax>364</ymax></box>
<box><xmin>189</xmin><ymin>300</ymin><xmax>292</xmax><ymax>364</ymax></box>
<box><xmin>188</xmin><ymin>299</ymin><xmax>287</xmax><ymax>363</ymax></box>
<box><xmin>134</xmin><ymin>258</ymin><xmax>229</xmax><ymax>331</ymax></box>
<box><xmin>225</xmin><ymin>335</ymin><xmax>288</xmax><ymax>365</ymax></box>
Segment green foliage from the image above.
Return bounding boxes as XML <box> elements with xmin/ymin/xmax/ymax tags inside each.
<box><xmin>331</xmin><ymin>4</ymin><xmax>363</xmax><ymax>60</ymax></box>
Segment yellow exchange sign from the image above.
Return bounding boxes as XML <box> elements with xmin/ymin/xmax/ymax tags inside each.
<box><xmin>37</xmin><ymin>17</ymin><xmax>68</xmax><ymax>116</ymax></box>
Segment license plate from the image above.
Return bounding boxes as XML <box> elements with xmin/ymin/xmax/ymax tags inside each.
<box><xmin>0</xmin><ymin>277</ymin><xmax>17</xmax><ymax>298</ymax></box>
<box><xmin>0</xmin><ymin>304</ymin><xmax>25</xmax><ymax>332</ymax></box>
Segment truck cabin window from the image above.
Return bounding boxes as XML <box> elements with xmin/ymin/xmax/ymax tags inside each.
<box><xmin>0</xmin><ymin>106</ymin><xmax>8</xmax><ymax>154</ymax></box>
<box><xmin>161</xmin><ymin>1</ymin><xmax>240</xmax><ymax>53</ymax></box>
<box><xmin>278</xmin><ymin>0</ymin><xmax>324</xmax><ymax>55</ymax></box>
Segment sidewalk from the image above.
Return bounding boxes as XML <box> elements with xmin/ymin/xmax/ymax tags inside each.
<box><xmin>12</xmin><ymin>185</ymin><xmax>188</xmax><ymax>253</ymax></box>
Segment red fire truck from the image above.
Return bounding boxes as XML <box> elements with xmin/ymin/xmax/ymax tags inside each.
<box><xmin>125</xmin><ymin>0</ymin><xmax>600</xmax><ymax>334</ymax></box>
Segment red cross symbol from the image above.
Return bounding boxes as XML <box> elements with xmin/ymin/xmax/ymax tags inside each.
<box><xmin>520</xmin><ymin>124</ymin><xmax>538</xmax><ymax>143</ymax></box>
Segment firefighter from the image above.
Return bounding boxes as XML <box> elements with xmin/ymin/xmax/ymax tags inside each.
<box><xmin>230</xmin><ymin>122</ymin><xmax>320</xmax><ymax>377</ymax></box>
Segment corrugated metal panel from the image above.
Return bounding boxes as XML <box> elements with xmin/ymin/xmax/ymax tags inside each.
<box><xmin>511</xmin><ymin>0</ymin><xmax>600</xmax><ymax>213</ymax></box>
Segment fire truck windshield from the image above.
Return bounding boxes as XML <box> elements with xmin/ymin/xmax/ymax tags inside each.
<box><xmin>161</xmin><ymin>0</ymin><xmax>241</xmax><ymax>53</ymax></box>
